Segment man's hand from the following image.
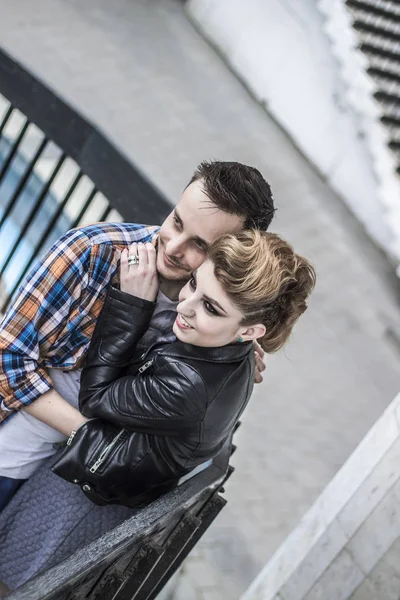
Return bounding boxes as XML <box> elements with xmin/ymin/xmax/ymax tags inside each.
<box><xmin>253</xmin><ymin>340</ymin><xmax>266</xmax><ymax>384</ymax></box>
<box><xmin>23</xmin><ymin>388</ymin><xmax>89</xmax><ymax>436</ymax></box>
<box><xmin>120</xmin><ymin>242</ymin><xmax>158</xmax><ymax>302</ymax></box>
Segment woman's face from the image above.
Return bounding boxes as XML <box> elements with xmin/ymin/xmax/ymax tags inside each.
<box><xmin>173</xmin><ymin>259</ymin><xmax>246</xmax><ymax>347</ymax></box>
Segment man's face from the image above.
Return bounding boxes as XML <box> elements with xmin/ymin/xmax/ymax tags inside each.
<box><xmin>157</xmin><ymin>180</ymin><xmax>244</xmax><ymax>283</ymax></box>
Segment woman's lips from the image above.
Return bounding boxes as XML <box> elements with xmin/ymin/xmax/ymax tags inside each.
<box><xmin>176</xmin><ymin>314</ymin><xmax>194</xmax><ymax>330</ymax></box>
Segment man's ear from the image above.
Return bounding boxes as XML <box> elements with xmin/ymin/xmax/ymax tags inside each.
<box><xmin>239</xmin><ymin>324</ymin><xmax>266</xmax><ymax>342</ymax></box>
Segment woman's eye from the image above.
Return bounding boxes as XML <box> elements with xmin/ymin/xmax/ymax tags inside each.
<box><xmin>189</xmin><ymin>277</ymin><xmax>196</xmax><ymax>290</ymax></box>
<box><xmin>204</xmin><ymin>301</ymin><xmax>218</xmax><ymax>316</ymax></box>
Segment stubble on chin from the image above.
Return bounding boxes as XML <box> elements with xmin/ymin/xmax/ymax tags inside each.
<box><xmin>157</xmin><ymin>255</ymin><xmax>190</xmax><ymax>283</ymax></box>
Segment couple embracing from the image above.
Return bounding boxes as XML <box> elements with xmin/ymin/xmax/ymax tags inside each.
<box><xmin>0</xmin><ymin>161</ymin><xmax>315</xmax><ymax>591</ymax></box>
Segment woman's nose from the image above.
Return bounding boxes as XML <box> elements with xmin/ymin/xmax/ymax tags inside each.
<box><xmin>177</xmin><ymin>296</ymin><xmax>195</xmax><ymax>317</ymax></box>
<box><xmin>178</xmin><ymin>281</ymin><xmax>190</xmax><ymax>304</ymax></box>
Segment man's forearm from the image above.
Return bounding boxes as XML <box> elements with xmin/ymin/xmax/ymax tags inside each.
<box><xmin>23</xmin><ymin>388</ymin><xmax>88</xmax><ymax>436</ymax></box>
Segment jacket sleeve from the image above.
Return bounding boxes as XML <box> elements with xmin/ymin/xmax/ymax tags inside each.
<box><xmin>0</xmin><ymin>228</ymin><xmax>95</xmax><ymax>422</ymax></box>
<box><xmin>51</xmin><ymin>418</ymin><xmax>180</xmax><ymax>507</ymax></box>
<box><xmin>79</xmin><ymin>288</ymin><xmax>206</xmax><ymax>435</ymax></box>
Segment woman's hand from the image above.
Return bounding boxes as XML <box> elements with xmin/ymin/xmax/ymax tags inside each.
<box><xmin>120</xmin><ymin>242</ymin><xmax>158</xmax><ymax>302</ymax></box>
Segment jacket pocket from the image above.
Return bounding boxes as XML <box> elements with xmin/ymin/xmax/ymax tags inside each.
<box><xmin>89</xmin><ymin>428</ymin><xmax>128</xmax><ymax>474</ymax></box>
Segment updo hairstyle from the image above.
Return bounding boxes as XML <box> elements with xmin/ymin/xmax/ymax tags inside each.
<box><xmin>208</xmin><ymin>230</ymin><xmax>316</xmax><ymax>353</ymax></box>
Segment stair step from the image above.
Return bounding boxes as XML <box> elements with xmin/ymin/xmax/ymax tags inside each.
<box><xmin>349</xmin><ymin>6</ymin><xmax>400</xmax><ymax>39</ymax></box>
<box><xmin>380</xmin><ymin>101</ymin><xmax>400</xmax><ymax>121</ymax></box>
<box><xmin>385</xmin><ymin>124</ymin><xmax>400</xmax><ymax>142</ymax></box>
<box><xmin>346</xmin><ymin>0</ymin><xmax>400</xmax><ymax>22</ymax></box>
<box><xmin>367</xmin><ymin>54</ymin><xmax>400</xmax><ymax>81</ymax></box>
<box><xmin>358</xmin><ymin>29</ymin><xmax>400</xmax><ymax>59</ymax></box>
<box><xmin>373</xmin><ymin>74</ymin><xmax>400</xmax><ymax>97</ymax></box>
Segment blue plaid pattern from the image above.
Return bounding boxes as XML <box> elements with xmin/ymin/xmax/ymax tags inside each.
<box><xmin>0</xmin><ymin>222</ymin><xmax>159</xmax><ymax>424</ymax></box>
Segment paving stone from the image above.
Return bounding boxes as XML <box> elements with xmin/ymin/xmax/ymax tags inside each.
<box><xmin>168</xmin><ymin>571</ymin><xmax>200</xmax><ymax>600</ymax></box>
<box><xmin>347</xmin><ymin>487</ymin><xmax>400</xmax><ymax>574</ymax></box>
<box><xmin>362</xmin><ymin>537</ymin><xmax>400</xmax><ymax>600</ymax></box>
<box><xmin>304</xmin><ymin>549</ymin><xmax>364</xmax><ymax>600</ymax></box>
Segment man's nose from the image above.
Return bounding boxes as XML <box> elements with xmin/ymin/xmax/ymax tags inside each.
<box><xmin>166</xmin><ymin>234</ymin><xmax>186</xmax><ymax>257</ymax></box>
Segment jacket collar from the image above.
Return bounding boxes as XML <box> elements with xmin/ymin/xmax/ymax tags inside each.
<box><xmin>159</xmin><ymin>340</ymin><xmax>253</xmax><ymax>363</ymax></box>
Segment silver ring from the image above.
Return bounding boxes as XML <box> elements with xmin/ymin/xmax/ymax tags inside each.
<box><xmin>128</xmin><ymin>254</ymin><xmax>139</xmax><ymax>266</ymax></box>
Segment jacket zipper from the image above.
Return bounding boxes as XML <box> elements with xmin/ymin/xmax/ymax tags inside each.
<box><xmin>137</xmin><ymin>340</ymin><xmax>161</xmax><ymax>363</ymax></box>
<box><xmin>67</xmin><ymin>430</ymin><xmax>77</xmax><ymax>446</ymax></box>
<box><xmin>67</xmin><ymin>418</ymin><xmax>98</xmax><ymax>447</ymax></box>
<box><xmin>138</xmin><ymin>359</ymin><xmax>153</xmax><ymax>374</ymax></box>
<box><xmin>89</xmin><ymin>429</ymin><xmax>127</xmax><ymax>474</ymax></box>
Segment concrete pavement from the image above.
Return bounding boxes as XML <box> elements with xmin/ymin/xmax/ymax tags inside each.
<box><xmin>0</xmin><ymin>1</ymin><xmax>399</xmax><ymax>597</ymax></box>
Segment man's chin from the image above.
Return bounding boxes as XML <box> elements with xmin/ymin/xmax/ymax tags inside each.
<box><xmin>157</xmin><ymin>256</ymin><xmax>190</xmax><ymax>282</ymax></box>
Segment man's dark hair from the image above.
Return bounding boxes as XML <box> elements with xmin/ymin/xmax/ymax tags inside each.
<box><xmin>189</xmin><ymin>160</ymin><xmax>275</xmax><ymax>230</ymax></box>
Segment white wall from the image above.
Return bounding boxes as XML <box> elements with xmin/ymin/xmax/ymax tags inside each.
<box><xmin>187</xmin><ymin>0</ymin><xmax>399</xmax><ymax>267</ymax></box>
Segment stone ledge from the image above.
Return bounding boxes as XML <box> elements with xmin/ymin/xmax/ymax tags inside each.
<box><xmin>242</xmin><ymin>393</ymin><xmax>400</xmax><ymax>600</ymax></box>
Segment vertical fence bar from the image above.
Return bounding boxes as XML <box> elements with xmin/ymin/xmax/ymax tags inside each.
<box><xmin>33</xmin><ymin>170</ymin><xmax>83</xmax><ymax>249</ymax></box>
<box><xmin>0</xmin><ymin>183</ymin><xmax>97</xmax><ymax>313</ymax></box>
<box><xmin>0</xmin><ymin>136</ymin><xmax>48</xmax><ymax>229</ymax></box>
<box><xmin>0</xmin><ymin>105</ymin><xmax>13</xmax><ymax>138</ymax></box>
<box><xmin>69</xmin><ymin>187</ymin><xmax>98</xmax><ymax>229</ymax></box>
<box><xmin>0</xmin><ymin>153</ymin><xmax>66</xmax><ymax>276</ymax></box>
<box><xmin>16</xmin><ymin>170</ymin><xmax>84</xmax><ymax>269</ymax></box>
<box><xmin>98</xmin><ymin>205</ymin><xmax>113</xmax><ymax>222</ymax></box>
<box><xmin>0</xmin><ymin>119</ymin><xmax>29</xmax><ymax>181</ymax></box>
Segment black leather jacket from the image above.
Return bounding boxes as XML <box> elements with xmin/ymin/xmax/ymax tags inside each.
<box><xmin>52</xmin><ymin>286</ymin><xmax>254</xmax><ymax>507</ymax></box>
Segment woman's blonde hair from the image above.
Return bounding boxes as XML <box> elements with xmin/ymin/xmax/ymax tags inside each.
<box><xmin>208</xmin><ymin>230</ymin><xmax>316</xmax><ymax>353</ymax></box>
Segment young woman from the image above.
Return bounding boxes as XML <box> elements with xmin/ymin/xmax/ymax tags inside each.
<box><xmin>0</xmin><ymin>231</ymin><xmax>315</xmax><ymax>509</ymax></box>
<box><xmin>50</xmin><ymin>229</ymin><xmax>316</xmax><ymax>507</ymax></box>
<box><xmin>0</xmin><ymin>230</ymin><xmax>315</xmax><ymax>593</ymax></box>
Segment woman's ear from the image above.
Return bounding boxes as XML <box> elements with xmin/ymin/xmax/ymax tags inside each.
<box><xmin>239</xmin><ymin>324</ymin><xmax>266</xmax><ymax>342</ymax></box>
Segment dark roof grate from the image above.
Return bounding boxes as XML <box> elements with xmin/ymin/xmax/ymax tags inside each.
<box><xmin>346</xmin><ymin>0</ymin><xmax>400</xmax><ymax>173</ymax></box>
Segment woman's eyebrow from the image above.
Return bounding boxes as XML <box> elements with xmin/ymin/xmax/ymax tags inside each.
<box><xmin>192</xmin><ymin>271</ymin><xmax>227</xmax><ymax>315</ymax></box>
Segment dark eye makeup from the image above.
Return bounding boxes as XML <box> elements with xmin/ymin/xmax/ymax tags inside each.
<box><xmin>203</xmin><ymin>301</ymin><xmax>219</xmax><ymax>316</ymax></box>
<box><xmin>189</xmin><ymin>275</ymin><xmax>220</xmax><ymax>317</ymax></box>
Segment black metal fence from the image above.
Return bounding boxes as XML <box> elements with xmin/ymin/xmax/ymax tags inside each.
<box><xmin>0</xmin><ymin>47</ymin><xmax>171</xmax><ymax>313</ymax></box>
<box><xmin>0</xmin><ymin>47</ymin><xmax>233</xmax><ymax>599</ymax></box>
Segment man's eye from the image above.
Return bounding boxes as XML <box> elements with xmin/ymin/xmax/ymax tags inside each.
<box><xmin>173</xmin><ymin>215</ymin><xmax>182</xmax><ymax>229</ymax></box>
<box><xmin>189</xmin><ymin>277</ymin><xmax>196</xmax><ymax>290</ymax></box>
<box><xmin>204</xmin><ymin>301</ymin><xmax>218</xmax><ymax>316</ymax></box>
<box><xmin>195</xmin><ymin>241</ymin><xmax>207</xmax><ymax>252</ymax></box>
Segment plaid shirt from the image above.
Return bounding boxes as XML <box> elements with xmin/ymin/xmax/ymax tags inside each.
<box><xmin>0</xmin><ymin>222</ymin><xmax>159</xmax><ymax>425</ymax></box>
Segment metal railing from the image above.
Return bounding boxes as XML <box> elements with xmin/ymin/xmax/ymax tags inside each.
<box><xmin>0</xmin><ymin>47</ymin><xmax>171</xmax><ymax>313</ymax></box>
<box><xmin>0</xmin><ymin>47</ymin><xmax>233</xmax><ymax>600</ymax></box>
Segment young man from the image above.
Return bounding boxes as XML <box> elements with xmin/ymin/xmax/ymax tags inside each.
<box><xmin>0</xmin><ymin>160</ymin><xmax>274</xmax><ymax>507</ymax></box>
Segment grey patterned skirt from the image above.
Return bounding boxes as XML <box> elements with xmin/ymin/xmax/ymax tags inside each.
<box><xmin>0</xmin><ymin>455</ymin><xmax>135</xmax><ymax>591</ymax></box>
